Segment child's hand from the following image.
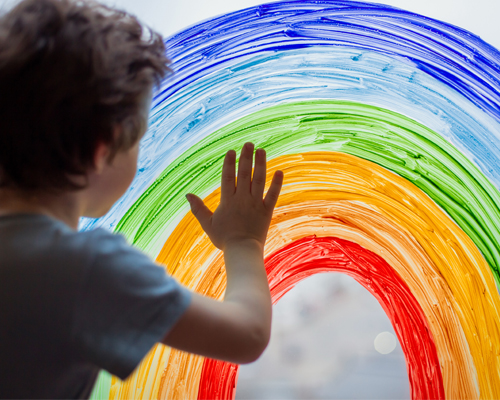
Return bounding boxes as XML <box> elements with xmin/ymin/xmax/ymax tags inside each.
<box><xmin>186</xmin><ymin>142</ymin><xmax>283</xmax><ymax>251</ymax></box>
<box><xmin>168</xmin><ymin>143</ymin><xmax>281</xmax><ymax>362</ymax></box>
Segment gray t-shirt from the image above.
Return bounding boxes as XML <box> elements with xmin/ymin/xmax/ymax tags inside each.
<box><xmin>0</xmin><ymin>214</ymin><xmax>192</xmax><ymax>399</ymax></box>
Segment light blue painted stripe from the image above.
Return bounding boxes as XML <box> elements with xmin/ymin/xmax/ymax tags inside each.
<box><xmin>81</xmin><ymin>47</ymin><xmax>500</xmax><ymax>245</ymax></box>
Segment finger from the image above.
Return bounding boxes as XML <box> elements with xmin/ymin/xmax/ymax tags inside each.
<box><xmin>251</xmin><ymin>148</ymin><xmax>266</xmax><ymax>199</ymax></box>
<box><xmin>236</xmin><ymin>142</ymin><xmax>254</xmax><ymax>194</ymax></box>
<box><xmin>263</xmin><ymin>170</ymin><xmax>283</xmax><ymax>211</ymax></box>
<box><xmin>186</xmin><ymin>193</ymin><xmax>213</xmax><ymax>232</ymax></box>
<box><xmin>221</xmin><ymin>150</ymin><xmax>236</xmax><ymax>200</ymax></box>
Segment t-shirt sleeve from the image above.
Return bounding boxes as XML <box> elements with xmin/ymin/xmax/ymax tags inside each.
<box><xmin>72</xmin><ymin>229</ymin><xmax>192</xmax><ymax>380</ymax></box>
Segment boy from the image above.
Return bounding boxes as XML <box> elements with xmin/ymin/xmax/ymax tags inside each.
<box><xmin>0</xmin><ymin>0</ymin><xmax>283</xmax><ymax>398</ymax></box>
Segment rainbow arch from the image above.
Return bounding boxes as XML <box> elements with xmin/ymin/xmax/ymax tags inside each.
<box><xmin>87</xmin><ymin>1</ymin><xmax>500</xmax><ymax>399</ymax></box>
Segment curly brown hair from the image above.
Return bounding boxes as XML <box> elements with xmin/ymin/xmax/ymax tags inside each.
<box><xmin>0</xmin><ymin>0</ymin><xmax>170</xmax><ymax>191</ymax></box>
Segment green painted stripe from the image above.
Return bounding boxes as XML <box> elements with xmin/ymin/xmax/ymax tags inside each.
<box><xmin>117</xmin><ymin>100</ymin><xmax>500</xmax><ymax>286</ymax></box>
<box><xmin>89</xmin><ymin>371</ymin><xmax>112</xmax><ymax>400</ymax></box>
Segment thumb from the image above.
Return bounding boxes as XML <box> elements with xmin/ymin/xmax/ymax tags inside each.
<box><xmin>186</xmin><ymin>193</ymin><xmax>213</xmax><ymax>231</ymax></box>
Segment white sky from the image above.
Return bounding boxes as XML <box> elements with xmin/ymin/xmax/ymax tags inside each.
<box><xmin>0</xmin><ymin>0</ymin><xmax>498</xmax><ymax>49</ymax></box>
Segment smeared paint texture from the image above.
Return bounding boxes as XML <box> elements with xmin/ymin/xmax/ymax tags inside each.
<box><xmin>87</xmin><ymin>1</ymin><xmax>500</xmax><ymax>399</ymax></box>
<box><xmin>198</xmin><ymin>359</ymin><xmax>238</xmax><ymax>400</ymax></box>
<box><xmin>199</xmin><ymin>236</ymin><xmax>445</xmax><ymax>400</ymax></box>
<box><xmin>118</xmin><ymin>101</ymin><xmax>500</xmax><ymax>285</ymax></box>
<box><xmin>94</xmin><ymin>153</ymin><xmax>500</xmax><ymax>400</ymax></box>
<box><xmin>81</xmin><ymin>0</ymin><xmax>500</xmax><ymax>234</ymax></box>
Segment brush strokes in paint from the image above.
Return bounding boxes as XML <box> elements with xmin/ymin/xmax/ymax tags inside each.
<box><xmin>116</xmin><ymin>100</ymin><xmax>500</xmax><ymax>286</ymax></box>
<box><xmin>160</xmin><ymin>0</ymin><xmax>500</xmax><ymax>120</ymax></box>
<box><xmin>198</xmin><ymin>235</ymin><xmax>445</xmax><ymax>400</ymax></box>
<box><xmin>97</xmin><ymin>152</ymin><xmax>500</xmax><ymax>400</ymax></box>
<box><xmin>90</xmin><ymin>101</ymin><xmax>500</xmax><ymax>400</ymax></box>
<box><xmin>81</xmin><ymin>1</ymin><xmax>500</xmax><ymax>234</ymax></box>
<box><xmin>198</xmin><ymin>359</ymin><xmax>238</xmax><ymax>400</ymax></box>
<box><xmin>85</xmin><ymin>1</ymin><xmax>500</xmax><ymax>399</ymax></box>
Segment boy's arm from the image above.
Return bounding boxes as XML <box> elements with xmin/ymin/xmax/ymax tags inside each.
<box><xmin>162</xmin><ymin>143</ymin><xmax>283</xmax><ymax>364</ymax></box>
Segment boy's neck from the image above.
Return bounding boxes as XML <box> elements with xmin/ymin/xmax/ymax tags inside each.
<box><xmin>0</xmin><ymin>188</ymin><xmax>84</xmax><ymax>230</ymax></box>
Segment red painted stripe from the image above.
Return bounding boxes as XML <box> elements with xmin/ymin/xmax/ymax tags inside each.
<box><xmin>198</xmin><ymin>236</ymin><xmax>445</xmax><ymax>400</ymax></box>
<box><xmin>198</xmin><ymin>359</ymin><xmax>239</xmax><ymax>400</ymax></box>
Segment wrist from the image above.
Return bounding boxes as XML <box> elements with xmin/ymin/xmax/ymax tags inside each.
<box><xmin>223</xmin><ymin>237</ymin><xmax>264</xmax><ymax>254</ymax></box>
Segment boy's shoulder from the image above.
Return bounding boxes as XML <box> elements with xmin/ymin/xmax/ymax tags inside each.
<box><xmin>0</xmin><ymin>213</ymin><xmax>125</xmax><ymax>276</ymax></box>
<box><xmin>0</xmin><ymin>213</ymin><xmax>127</xmax><ymax>329</ymax></box>
<box><xmin>0</xmin><ymin>214</ymin><xmax>192</xmax><ymax>398</ymax></box>
<box><xmin>0</xmin><ymin>213</ymin><xmax>172</xmax><ymax>303</ymax></box>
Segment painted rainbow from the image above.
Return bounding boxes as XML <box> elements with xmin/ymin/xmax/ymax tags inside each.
<box><xmin>86</xmin><ymin>1</ymin><xmax>500</xmax><ymax>399</ymax></box>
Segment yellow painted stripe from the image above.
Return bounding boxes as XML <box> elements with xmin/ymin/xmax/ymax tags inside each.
<box><xmin>115</xmin><ymin>152</ymin><xmax>500</xmax><ymax>399</ymax></box>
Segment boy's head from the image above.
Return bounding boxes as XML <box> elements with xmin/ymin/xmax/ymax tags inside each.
<box><xmin>0</xmin><ymin>0</ymin><xmax>170</xmax><ymax>193</ymax></box>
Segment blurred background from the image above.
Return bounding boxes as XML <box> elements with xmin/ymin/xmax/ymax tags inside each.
<box><xmin>235</xmin><ymin>273</ymin><xmax>409</xmax><ymax>399</ymax></box>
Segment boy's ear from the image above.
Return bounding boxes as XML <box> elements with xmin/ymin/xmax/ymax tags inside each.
<box><xmin>93</xmin><ymin>125</ymin><xmax>121</xmax><ymax>173</ymax></box>
<box><xmin>93</xmin><ymin>141</ymin><xmax>110</xmax><ymax>174</ymax></box>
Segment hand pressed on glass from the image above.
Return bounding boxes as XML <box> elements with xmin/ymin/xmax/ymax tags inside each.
<box><xmin>164</xmin><ymin>143</ymin><xmax>283</xmax><ymax>364</ymax></box>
